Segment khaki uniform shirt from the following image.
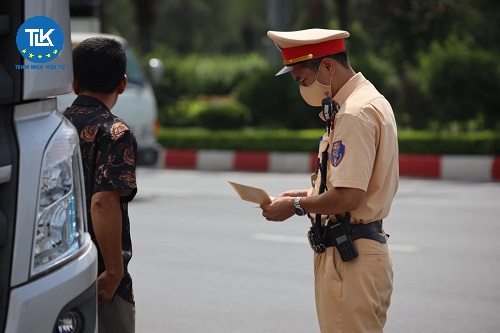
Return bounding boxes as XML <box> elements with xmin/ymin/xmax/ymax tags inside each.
<box><xmin>309</xmin><ymin>73</ymin><xmax>399</xmax><ymax>224</ymax></box>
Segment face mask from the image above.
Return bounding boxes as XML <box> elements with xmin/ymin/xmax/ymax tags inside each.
<box><xmin>299</xmin><ymin>68</ymin><xmax>332</xmax><ymax>107</ymax></box>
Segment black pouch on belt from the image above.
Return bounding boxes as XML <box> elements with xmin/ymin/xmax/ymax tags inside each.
<box><xmin>326</xmin><ymin>213</ymin><xmax>359</xmax><ymax>261</ymax></box>
<box><xmin>308</xmin><ymin>213</ymin><xmax>359</xmax><ymax>261</ymax></box>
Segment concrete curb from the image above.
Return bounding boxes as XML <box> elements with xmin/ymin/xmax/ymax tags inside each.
<box><xmin>159</xmin><ymin>149</ymin><xmax>500</xmax><ymax>182</ymax></box>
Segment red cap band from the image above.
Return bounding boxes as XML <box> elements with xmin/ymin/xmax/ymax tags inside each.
<box><xmin>281</xmin><ymin>39</ymin><xmax>345</xmax><ymax>65</ymax></box>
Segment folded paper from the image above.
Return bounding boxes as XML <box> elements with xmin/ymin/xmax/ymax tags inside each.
<box><xmin>228</xmin><ymin>181</ymin><xmax>273</xmax><ymax>205</ymax></box>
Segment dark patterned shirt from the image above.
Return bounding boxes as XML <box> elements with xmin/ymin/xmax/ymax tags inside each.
<box><xmin>63</xmin><ymin>95</ymin><xmax>137</xmax><ymax>304</ymax></box>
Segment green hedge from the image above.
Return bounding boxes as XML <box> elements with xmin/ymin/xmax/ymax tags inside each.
<box><xmin>158</xmin><ymin>128</ymin><xmax>323</xmax><ymax>152</ymax></box>
<box><xmin>416</xmin><ymin>35</ymin><xmax>500</xmax><ymax>130</ymax></box>
<box><xmin>232</xmin><ymin>67</ymin><xmax>321</xmax><ymax>129</ymax></box>
<box><xmin>146</xmin><ymin>42</ymin><xmax>500</xmax><ymax>132</ymax></box>
<box><xmin>398</xmin><ymin>131</ymin><xmax>500</xmax><ymax>155</ymax></box>
<box><xmin>157</xmin><ymin>129</ymin><xmax>500</xmax><ymax>155</ymax></box>
<box><xmin>159</xmin><ymin>97</ymin><xmax>251</xmax><ymax>129</ymax></box>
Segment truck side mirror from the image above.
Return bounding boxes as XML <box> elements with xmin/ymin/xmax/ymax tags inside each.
<box><xmin>148</xmin><ymin>58</ymin><xmax>164</xmax><ymax>86</ymax></box>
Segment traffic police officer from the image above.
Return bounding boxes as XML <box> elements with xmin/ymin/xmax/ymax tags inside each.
<box><xmin>260</xmin><ymin>28</ymin><xmax>399</xmax><ymax>333</ymax></box>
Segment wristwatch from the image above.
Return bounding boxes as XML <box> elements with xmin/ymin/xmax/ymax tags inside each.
<box><xmin>293</xmin><ymin>197</ymin><xmax>306</xmax><ymax>216</ymax></box>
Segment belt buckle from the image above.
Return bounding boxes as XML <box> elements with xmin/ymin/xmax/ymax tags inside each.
<box><xmin>313</xmin><ymin>244</ymin><xmax>326</xmax><ymax>253</ymax></box>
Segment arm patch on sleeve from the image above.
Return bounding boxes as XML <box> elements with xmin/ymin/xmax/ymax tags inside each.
<box><xmin>331</xmin><ymin>140</ymin><xmax>345</xmax><ymax>167</ymax></box>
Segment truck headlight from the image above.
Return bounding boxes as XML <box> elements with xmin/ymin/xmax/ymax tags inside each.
<box><xmin>32</xmin><ymin>119</ymin><xmax>86</xmax><ymax>276</ymax></box>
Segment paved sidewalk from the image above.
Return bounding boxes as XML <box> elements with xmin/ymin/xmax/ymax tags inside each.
<box><xmin>158</xmin><ymin>149</ymin><xmax>500</xmax><ymax>182</ymax></box>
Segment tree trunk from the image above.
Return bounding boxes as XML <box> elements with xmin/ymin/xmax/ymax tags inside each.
<box><xmin>335</xmin><ymin>0</ymin><xmax>349</xmax><ymax>30</ymax></box>
<box><xmin>133</xmin><ymin>0</ymin><xmax>155</xmax><ymax>54</ymax></box>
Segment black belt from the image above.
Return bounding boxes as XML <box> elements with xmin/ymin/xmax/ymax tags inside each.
<box><xmin>351</xmin><ymin>220</ymin><xmax>385</xmax><ymax>242</ymax></box>
<box><xmin>320</xmin><ymin>220</ymin><xmax>386</xmax><ymax>247</ymax></box>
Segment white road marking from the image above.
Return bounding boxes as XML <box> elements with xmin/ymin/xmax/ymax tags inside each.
<box><xmin>252</xmin><ymin>233</ymin><xmax>418</xmax><ymax>253</ymax></box>
<box><xmin>388</xmin><ymin>244</ymin><xmax>418</xmax><ymax>253</ymax></box>
<box><xmin>253</xmin><ymin>233</ymin><xmax>307</xmax><ymax>244</ymax></box>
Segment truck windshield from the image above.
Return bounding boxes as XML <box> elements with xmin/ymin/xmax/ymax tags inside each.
<box><xmin>125</xmin><ymin>46</ymin><xmax>145</xmax><ymax>87</ymax></box>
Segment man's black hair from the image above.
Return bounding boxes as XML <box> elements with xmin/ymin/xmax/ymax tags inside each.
<box><xmin>73</xmin><ymin>37</ymin><xmax>127</xmax><ymax>94</ymax></box>
<box><xmin>300</xmin><ymin>51</ymin><xmax>350</xmax><ymax>72</ymax></box>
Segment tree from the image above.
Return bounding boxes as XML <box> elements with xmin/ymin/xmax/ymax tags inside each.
<box><xmin>335</xmin><ymin>0</ymin><xmax>349</xmax><ymax>29</ymax></box>
<box><xmin>133</xmin><ymin>0</ymin><xmax>155</xmax><ymax>54</ymax></box>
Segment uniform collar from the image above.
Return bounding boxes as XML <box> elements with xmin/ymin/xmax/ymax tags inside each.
<box><xmin>71</xmin><ymin>95</ymin><xmax>110</xmax><ymax>111</ymax></box>
<box><xmin>317</xmin><ymin>72</ymin><xmax>367</xmax><ymax>121</ymax></box>
<box><xmin>332</xmin><ymin>72</ymin><xmax>367</xmax><ymax>107</ymax></box>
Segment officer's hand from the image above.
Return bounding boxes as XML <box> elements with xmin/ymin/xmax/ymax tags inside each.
<box><xmin>275</xmin><ymin>189</ymin><xmax>309</xmax><ymax>198</ymax></box>
<box><xmin>260</xmin><ymin>196</ymin><xmax>295</xmax><ymax>222</ymax></box>
<box><xmin>97</xmin><ymin>270</ymin><xmax>122</xmax><ymax>304</ymax></box>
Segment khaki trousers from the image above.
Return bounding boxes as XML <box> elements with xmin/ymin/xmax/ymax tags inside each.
<box><xmin>314</xmin><ymin>238</ymin><xmax>393</xmax><ymax>333</ymax></box>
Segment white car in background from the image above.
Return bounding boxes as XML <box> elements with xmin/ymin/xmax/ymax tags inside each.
<box><xmin>57</xmin><ymin>32</ymin><xmax>162</xmax><ymax>166</ymax></box>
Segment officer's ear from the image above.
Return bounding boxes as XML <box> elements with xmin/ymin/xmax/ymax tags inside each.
<box><xmin>322</xmin><ymin>58</ymin><xmax>336</xmax><ymax>76</ymax></box>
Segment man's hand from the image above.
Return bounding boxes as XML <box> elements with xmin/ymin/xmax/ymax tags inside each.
<box><xmin>97</xmin><ymin>269</ymin><xmax>123</xmax><ymax>304</ymax></box>
<box><xmin>275</xmin><ymin>189</ymin><xmax>308</xmax><ymax>198</ymax></box>
<box><xmin>260</xmin><ymin>196</ymin><xmax>295</xmax><ymax>222</ymax></box>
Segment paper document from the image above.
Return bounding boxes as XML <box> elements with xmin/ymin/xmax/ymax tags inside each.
<box><xmin>228</xmin><ymin>181</ymin><xmax>273</xmax><ymax>205</ymax></box>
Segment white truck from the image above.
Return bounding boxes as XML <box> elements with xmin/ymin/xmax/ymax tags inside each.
<box><xmin>0</xmin><ymin>0</ymin><xmax>98</xmax><ymax>332</ymax></box>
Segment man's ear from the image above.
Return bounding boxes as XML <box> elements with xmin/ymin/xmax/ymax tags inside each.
<box><xmin>72</xmin><ymin>79</ymin><xmax>80</xmax><ymax>95</ymax></box>
<box><xmin>323</xmin><ymin>58</ymin><xmax>336</xmax><ymax>76</ymax></box>
<box><xmin>117</xmin><ymin>75</ymin><xmax>128</xmax><ymax>95</ymax></box>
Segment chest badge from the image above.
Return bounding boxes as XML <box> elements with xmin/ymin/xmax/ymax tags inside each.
<box><xmin>331</xmin><ymin>140</ymin><xmax>345</xmax><ymax>167</ymax></box>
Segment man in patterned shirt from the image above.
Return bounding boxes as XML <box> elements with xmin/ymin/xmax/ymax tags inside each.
<box><xmin>63</xmin><ymin>37</ymin><xmax>137</xmax><ymax>333</ymax></box>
